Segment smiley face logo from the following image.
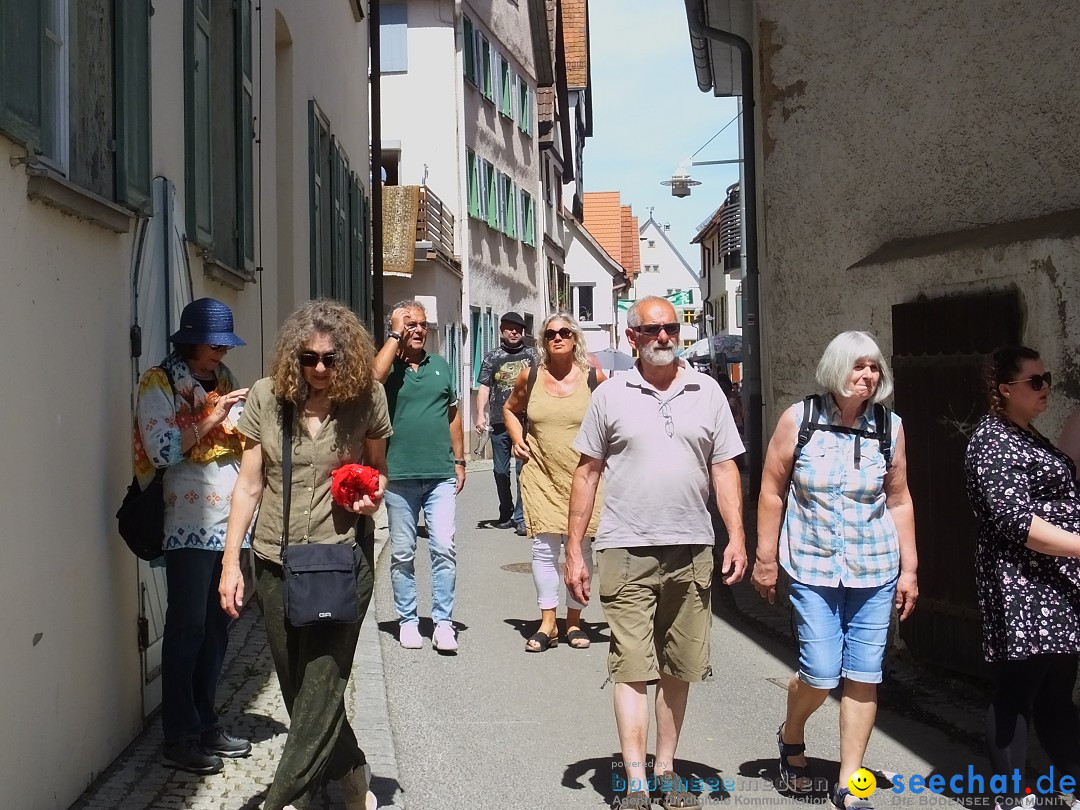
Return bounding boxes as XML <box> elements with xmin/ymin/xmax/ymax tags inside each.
<box><xmin>847</xmin><ymin>768</ymin><xmax>876</xmax><ymax>798</ymax></box>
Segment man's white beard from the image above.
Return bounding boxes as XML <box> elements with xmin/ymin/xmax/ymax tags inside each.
<box><xmin>640</xmin><ymin>343</ymin><xmax>676</xmax><ymax>366</ymax></box>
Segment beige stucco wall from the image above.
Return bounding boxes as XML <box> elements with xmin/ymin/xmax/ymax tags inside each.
<box><xmin>0</xmin><ymin>2</ymin><xmax>369</xmax><ymax>805</ymax></box>
<box><xmin>753</xmin><ymin>0</ymin><xmax>1080</xmax><ymax>433</ymax></box>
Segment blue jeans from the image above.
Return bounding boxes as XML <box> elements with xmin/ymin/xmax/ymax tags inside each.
<box><xmin>788</xmin><ymin>575</ymin><xmax>898</xmax><ymax>689</ymax></box>
<box><xmin>491</xmin><ymin>423</ymin><xmax>524</xmax><ymax>527</ymax></box>
<box><xmin>386</xmin><ymin>478</ymin><xmax>457</xmax><ymax>624</ymax></box>
<box><xmin>161</xmin><ymin>548</ymin><xmax>231</xmax><ymax>744</ymax></box>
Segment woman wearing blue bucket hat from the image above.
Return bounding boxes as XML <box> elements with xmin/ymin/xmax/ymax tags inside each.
<box><xmin>132</xmin><ymin>297</ymin><xmax>252</xmax><ymax>775</ymax></box>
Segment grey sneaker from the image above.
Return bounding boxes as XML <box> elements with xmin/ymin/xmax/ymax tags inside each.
<box><xmin>200</xmin><ymin>726</ymin><xmax>251</xmax><ymax>758</ymax></box>
<box><xmin>161</xmin><ymin>740</ymin><xmax>224</xmax><ymax>774</ymax></box>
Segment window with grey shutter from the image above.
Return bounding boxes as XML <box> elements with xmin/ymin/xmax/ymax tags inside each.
<box><xmin>350</xmin><ymin>172</ymin><xmax>372</xmax><ymax>326</ymax></box>
<box><xmin>115</xmin><ymin>0</ymin><xmax>152</xmax><ymax>214</ymax></box>
<box><xmin>309</xmin><ymin>101</ymin><xmax>331</xmax><ymax>298</ymax></box>
<box><xmin>185</xmin><ymin>0</ymin><xmax>213</xmax><ymax>247</ymax></box>
<box><xmin>380</xmin><ymin>3</ymin><xmax>407</xmax><ymax>73</ymax></box>
<box><xmin>0</xmin><ymin>0</ymin><xmax>45</xmax><ymax>150</ymax></box>
<box><xmin>236</xmin><ymin>0</ymin><xmax>254</xmax><ymax>267</ymax></box>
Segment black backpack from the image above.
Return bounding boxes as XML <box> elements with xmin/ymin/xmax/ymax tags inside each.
<box><xmin>794</xmin><ymin>394</ymin><xmax>893</xmax><ymax>471</ymax></box>
<box><xmin>116</xmin><ymin>366</ymin><xmax>177</xmax><ymax>560</ymax></box>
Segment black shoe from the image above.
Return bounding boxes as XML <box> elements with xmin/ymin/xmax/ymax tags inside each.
<box><xmin>162</xmin><ymin>740</ymin><xmax>224</xmax><ymax>774</ymax></box>
<box><xmin>494</xmin><ymin>519</ymin><xmax>515</xmax><ymax>529</ymax></box>
<box><xmin>199</xmin><ymin>727</ymin><xmax>252</xmax><ymax>758</ymax></box>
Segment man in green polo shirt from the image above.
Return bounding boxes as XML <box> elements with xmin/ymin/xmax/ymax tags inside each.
<box><xmin>374</xmin><ymin>300</ymin><xmax>466</xmax><ymax>652</ymax></box>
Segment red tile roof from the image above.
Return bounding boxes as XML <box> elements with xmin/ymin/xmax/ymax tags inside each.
<box><xmin>582</xmin><ymin>191</ymin><xmax>640</xmax><ymax>281</ymax></box>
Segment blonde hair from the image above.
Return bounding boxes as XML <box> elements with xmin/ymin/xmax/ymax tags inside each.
<box><xmin>536</xmin><ymin>312</ymin><xmax>591</xmax><ymax>371</ymax></box>
<box><xmin>269</xmin><ymin>299</ymin><xmax>376</xmax><ymax>405</ymax></box>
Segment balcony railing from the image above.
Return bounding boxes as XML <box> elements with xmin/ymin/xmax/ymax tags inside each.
<box><xmin>382</xmin><ymin>184</ymin><xmax>459</xmax><ymax>275</ymax></box>
<box><xmin>416</xmin><ymin>186</ymin><xmax>456</xmax><ymax>265</ymax></box>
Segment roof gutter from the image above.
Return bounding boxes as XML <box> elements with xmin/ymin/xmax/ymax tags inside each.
<box><xmin>684</xmin><ymin>0</ymin><xmax>763</xmax><ymax>500</ymax></box>
<box><xmin>685</xmin><ymin>0</ymin><xmax>715</xmax><ymax>93</ymax></box>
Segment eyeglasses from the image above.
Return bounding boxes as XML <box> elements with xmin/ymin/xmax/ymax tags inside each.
<box><xmin>209</xmin><ymin>344</ymin><xmax>229</xmax><ymax>352</ymax></box>
<box><xmin>658</xmin><ymin>401</ymin><xmax>674</xmax><ymax>438</ymax></box>
<box><xmin>406</xmin><ymin>321</ymin><xmax>429</xmax><ymax>331</ymax></box>
<box><xmin>1005</xmin><ymin>372</ymin><xmax>1052</xmax><ymax>391</ymax></box>
<box><xmin>544</xmin><ymin>328</ymin><xmax>574</xmax><ymax>341</ymax></box>
<box><xmin>634</xmin><ymin>323</ymin><xmax>681</xmax><ymax>338</ymax></box>
<box><xmin>298</xmin><ymin>351</ymin><xmax>338</xmax><ymax>368</ymax></box>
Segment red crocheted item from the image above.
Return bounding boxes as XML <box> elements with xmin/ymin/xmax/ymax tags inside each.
<box><xmin>330</xmin><ymin>464</ymin><xmax>381</xmax><ymax>507</ymax></box>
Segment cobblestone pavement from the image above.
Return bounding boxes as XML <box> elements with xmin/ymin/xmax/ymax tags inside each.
<box><xmin>71</xmin><ymin>526</ymin><xmax>404</xmax><ymax>810</ymax></box>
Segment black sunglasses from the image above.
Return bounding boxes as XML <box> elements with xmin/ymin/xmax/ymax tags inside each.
<box><xmin>544</xmin><ymin>328</ymin><xmax>574</xmax><ymax>341</ymax></box>
<box><xmin>1006</xmin><ymin>372</ymin><xmax>1052</xmax><ymax>391</ymax></box>
<box><xmin>298</xmin><ymin>351</ymin><xmax>338</xmax><ymax>368</ymax></box>
<box><xmin>634</xmin><ymin>322</ymin><xmax>681</xmax><ymax>338</ymax></box>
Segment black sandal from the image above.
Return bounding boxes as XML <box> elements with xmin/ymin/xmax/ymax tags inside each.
<box><xmin>524</xmin><ymin>630</ymin><xmax>558</xmax><ymax>652</ymax></box>
<box><xmin>832</xmin><ymin>784</ymin><xmax>872</xmax><ymax>809</ymax></box>
<box><xmin>777</xmin><ymin>723</ymin><xmax>812</xmax><ymax>792</ymax></box>
<box><xmin>566</xmin><ymin>628</ymin><xmax>591</xmax><ymax>649</ymax></box>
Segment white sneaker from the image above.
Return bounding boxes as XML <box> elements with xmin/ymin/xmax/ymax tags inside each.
<box><xmin>398</xmin><ymin>621</ymin><xmax>423</xmax><ymax>649</ymax></box>
<box><xmin>433</xmin><ymin>621</ymin><xmax>459</xmax><ymax>652</ymax></box>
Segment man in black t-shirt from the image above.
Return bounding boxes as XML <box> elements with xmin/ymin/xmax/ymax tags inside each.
<box><xmin>475</xmin><ymin>312</ymin><xmax>538</xmax><ymax>534</ymax></box>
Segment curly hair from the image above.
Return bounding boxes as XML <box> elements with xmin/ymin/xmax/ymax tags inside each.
<box><xmin>269</xmin><ymin>299</ymin><xmax>376</xmax><ymax>405</ymax></box>
<box><xmin>535</xmin><ymin>312</ymin><xmax>591</xmax><ymax>371</ymax></box>
<box><xmin>985</xmin><ymin>345</ymin><xmax>1040</xmax><ymax>415</ymax></box>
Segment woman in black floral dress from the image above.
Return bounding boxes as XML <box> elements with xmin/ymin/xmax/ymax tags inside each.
<box><xmin>965</xmin><ymin>346</ymin><xmax>1080</xmax><ymax>807</ymax></box>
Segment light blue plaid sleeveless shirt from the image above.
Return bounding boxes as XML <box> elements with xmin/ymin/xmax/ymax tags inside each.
<box><xmin>779</xmin><ymin>396</ymin><xmax>902</xmax><ymax>587</ymax></box>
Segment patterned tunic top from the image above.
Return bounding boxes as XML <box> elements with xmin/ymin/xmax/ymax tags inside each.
<box><xmin>964</xmin><ymin>414</ymin><xmax>1080</xmax><ymax>662</ymax></box>
<box><xmin>779</xmin><ymin>396</ymin><xmax>902</xmax><ymax>588</ymax></box>
<box><xmin>134</xmin><ymin>352</ymin><xmax>248</xmax><ymax>553</ymax></box>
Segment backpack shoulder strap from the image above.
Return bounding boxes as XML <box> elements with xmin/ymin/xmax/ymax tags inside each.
<box><xmin>874</xmin><ymin>403</ymin><xmax>893</xmax><ymax>469</ymax></box>
<box><xmin>526</xmin><ymin>365</ymin><xmax>539</xmax><ymax>403</ymax></box>
<box><xmin>794</xmin><ymin>394</ymin><xmax>822</xmax><ymax>460</ymax></box>
<box><xmin>587</xmin><ymin>366</ymin><xmax>598</xmax><ymax>392</ymax></box>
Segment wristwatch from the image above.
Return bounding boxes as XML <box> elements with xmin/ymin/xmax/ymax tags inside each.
<box><xmin>454</xmin><ymin>459</ymin><xmax>467</xmax><ymax>466</ymax></box>
<box><xmin>387</xmin><ymin>330</ymin><xmax>402</xmax><ymax>341</ymax></box>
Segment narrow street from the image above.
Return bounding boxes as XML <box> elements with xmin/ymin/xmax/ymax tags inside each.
<box><xmin>379</xmin><ymin>465</ymin><xmax>989</xmax><ymax>809</ymax></box>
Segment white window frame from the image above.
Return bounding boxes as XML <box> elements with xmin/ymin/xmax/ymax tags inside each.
<box><xmin>572</xmin><ymin>282</ymin><xmax>596</xmax><ymax>325</ymax></box>
<box><xmin>43</xmin><ymin>0</ymin><xmax>70</xmax><ymax>172</ymax></box>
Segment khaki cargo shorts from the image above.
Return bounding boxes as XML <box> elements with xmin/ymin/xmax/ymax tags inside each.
<box><xmin>596</xmin><ymin>544</ymin><xmax>713</xmax><ymax>683</ymax></box>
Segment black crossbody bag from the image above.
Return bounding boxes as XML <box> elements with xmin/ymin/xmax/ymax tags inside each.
<box><xmin>279</xmin><ymin>401</ymin><xmax>360</xmax><ymax>626</ymax></box>
<box><xmin>116</xmin><ymin>365</ymin><xmax>177</xmax><ymax>560</ymax></box>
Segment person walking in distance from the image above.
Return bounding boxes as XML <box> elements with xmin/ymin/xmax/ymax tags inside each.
<box><xmin>565</xmin><ymin>296</ymin><xmax>747</xmax><ymax>809</ymax></box>
<box><xmin>375</xmin><ymin>301</ymin><xmax>466</xmax><ymax>652</ymax></box>
<box><xmin>475</xmin><ymin>311</ymin><xmax>538</xmax><ymax>535</ymax></box>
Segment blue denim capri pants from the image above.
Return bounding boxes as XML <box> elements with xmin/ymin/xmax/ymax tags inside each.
<box><xmin>788</xmin><ymin>575</ymin><xmax>898</xmax><ymax>689</ymax></box>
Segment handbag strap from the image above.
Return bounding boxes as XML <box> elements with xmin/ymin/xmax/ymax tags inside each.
<box><xmin>279</xmin><ymin>400</ymin><xmax>294</xmax><ymax>558</ymax></box>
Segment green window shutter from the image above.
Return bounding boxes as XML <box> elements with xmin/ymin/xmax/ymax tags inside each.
<box><xmin>330</xmin><ymin>137</ymin><xmax>350</xmax><ymax>304</ymax></box>
<box><xmin>309</xmin><ymin>101</ymin><xmax>325</xmax><ymax>297</ymax></box>
<box><xmin>471</xmin><ymin>308</ymin><xmax>482</xmax><ymax>388</ymax></box>
<box><xmin>466</xmin><ymin>150</ymin><xmax>479</xmax><ymax>219</ymax></box>
<box><xmin>523</xmin><ymin>191</ymin><xmax>535</xmax><ymax>246</ymax></box>
<box><xmin>0</xmin><ymin>0</ymin><xmax>44</xmax><ymax>149</ymax></box>
<box><xmin>481</xmin><ymin>38</ymin><xmax>492</xmax><ymax>100</ymax></box>
<box><xmin>486</xmin><ymin>162</ymin><xmax>498</xmax><ymax>229</ymax></box>
<box><xmin>185</xmin><ymin>0</ymin><xmax>213</xmax><ymax>247</ymax></box>
<box><xmin>477</xmin><ymin>158</ymin><xmax>488</xmax><ymax>221</ymax></box>
<box><xmin>235</xmin><ymin>0</ymin><xmax>254</xmax><ymax>266</ymax></box>
<box><xmin>506</xmin><ymin>181</ymin><xmax>517</xmax><ymax>240</ymax></box>
<box><xmin>500</xmin><ymin>63</ymin><xmax>512</xmax><ymax>117</ymax></box>
<box><xmin>114</xmin><ymin>0</ymin><xmax>153</xmax><ymax>214</ymax></box>
<box><xmin>518</xmin><ymin>81</ymin><xmax>531</xmax><ymax>135</ymax></box>
<box><xmin>463</xmin><ymin>17</ymin><xmax>474</xmax><ymax>84</ymax></box>
<box><xmin>350</xmin><ymin>172</ymin><xmax>371</xmax><ymax>326</ymax></box>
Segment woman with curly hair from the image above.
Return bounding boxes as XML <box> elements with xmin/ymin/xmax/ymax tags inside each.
<box><xmin>503</xmin><ymin>312</ymin><xmax>606</xmax><ymax>652</ymax></box>
<box><xmin>964</xmin><ymin>346</ymin><xmax>1080</xmax><ymax>810</ymax></box>
<box><xmin>219</xmin><ymin>299</ymin><xmax>389</xmax><ymax>810</ymax></box>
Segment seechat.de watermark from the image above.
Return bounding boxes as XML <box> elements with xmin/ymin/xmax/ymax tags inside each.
<box><xmin>849</xmin><ymin>766</ymin><xmax>1079</xmax><ymax>807</ymax></box>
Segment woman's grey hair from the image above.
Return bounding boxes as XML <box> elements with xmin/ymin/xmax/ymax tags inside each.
<box><xmin>625</xmin><ymin>296</ymin><xmax>672</xmax><ymax>329</ymax></box>
<box><xmin>535</xmin><ymin>312</ymin><xmax>591</xmax><ymax>371</ymax></box>
<box><xmin>815</xmin><ymin>331</ymin><xmax>894</xmax><ymax>402</ymax></box>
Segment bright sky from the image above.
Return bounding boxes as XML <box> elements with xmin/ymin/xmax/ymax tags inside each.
<box><xmin>586</xmin><ymin>0</ymin><xmax>741</xmax><ymax>270</ymax></box>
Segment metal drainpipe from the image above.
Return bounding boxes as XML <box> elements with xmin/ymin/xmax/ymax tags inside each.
<box><xmin>370</xmin><ymin>0</ymin><xmax>385</xmax><ymax>342</ymax></box>
<box><xmin>686</xmin><ymin>7</ymin><xmax>763</xmax><ymax>501</ymax></box>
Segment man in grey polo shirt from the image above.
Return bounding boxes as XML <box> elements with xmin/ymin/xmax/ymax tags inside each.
<box><xmin>566</xmin><ymin>295</ymin><xmax>746</xmax><ymax>810</ymax></box>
